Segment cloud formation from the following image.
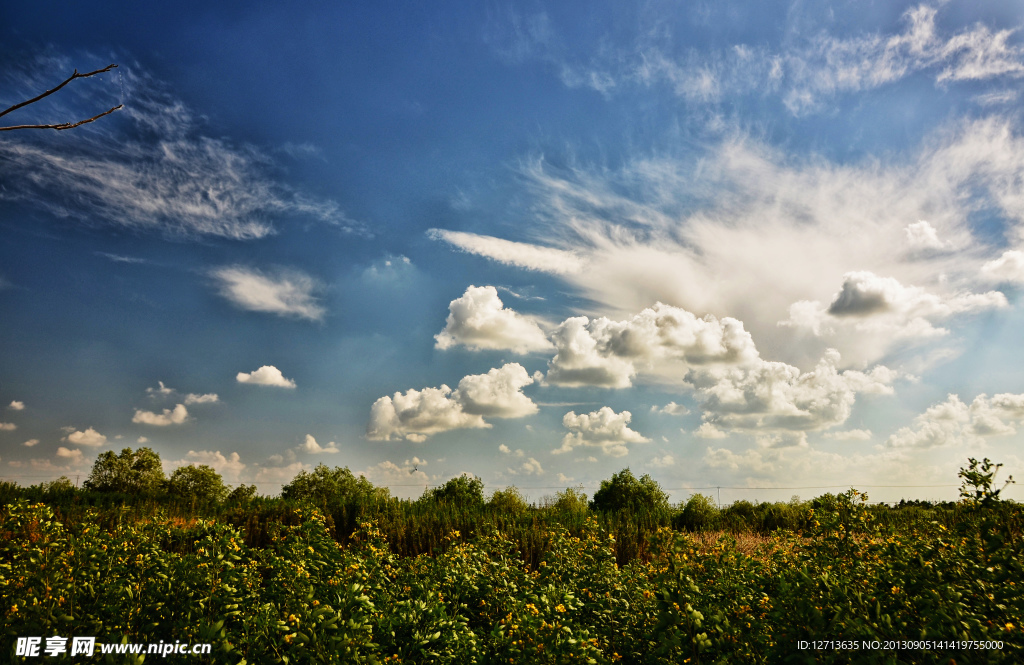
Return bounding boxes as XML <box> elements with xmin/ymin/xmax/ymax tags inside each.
<box><xmin>62</xmin><ymin>427</ymin><xmax>107</xmax><ymax>447</ymax></box>
<box><xmin>783</xmin><ymin>272</ymin><xmax>1006</xmax><ymax>361</ymax></box>
<box><xmin>168</xmin><ymin>450</ymin><xmax>246</xmax><ymax>483</ymax></box>
<box><xmin>367</xmin><ymin>363</ymin><xmax>538</xmax><ymax>441</ymax></box>
<box><xmin>0</xmin><ymin>422</ymin><xmax>16</xmax><ymax>431</ymax></box>
<box><xmin>546</xmin><ymin>303</ymin><xmax>759</xmax><ymax>388</ymax></box>
<box><xmin>651</xmin><ymin>402</ymin><xmax>689</xmax><ymax>416</ymax></box>
<box><xmin>690</xmin><ymin>349</ymin><xmax>896</xmax><ymax>446</ymax></box>
<box><xmin>132</xmin><ymin>403</ymin><xmax>189</xmax><ymax>426</ymax></box>
<box><xmin>184</xmin><ymin>392</ymin><xmax>219</xmax><ymax>405</ymax></box>
<box><xmin>555</xmin><ymin>406</ymin><xmax>649</xmax><ymax>457</ymax></box>
<box><xmin>531</xmin><ymin>3</ymin><xmax>1024</xmax><ymax>115</ymax></box>
<box><xmin>435</xmin><ymin>117</ymin><xmax>1024</xmax><ymax>370</ymax></box>
<box><xmin>0</xmin><ymin>57</ymin><xmax>356</xmax><ymax>240</ymax></box>
<box><xmin>981</xmin><ymin>251</ymin><xmax>1024</xmax><ymax>283</ymax></box>
<box><xmin>55</xmin><ymin>447</ymin><xmax>85</xmax><ymax>465</ymax></box>
<box><xmin>428</xmin><ymin>229</ymin><xmax>585</xmax><ymax>275</ymax></box>
<box><xmin>236</xmin><ymin>365</ymin><xmax>297</xmax><ymax>388</ymax></box>
<box><xmin>212</xmin><ymin>266</ymin><xmax>324</xmax><ymax>321</ymax></box>
<box><xmin>8</xmin><ymin>401</ymin><xmax>24</xmax><ymax>411</ymax></box>
<box><xmin>435</xmin><ymin>285</ymin><xmax>553</xmax><ymax>354</ymax></box>
<box><xmin>356</xmin><ymin>459</ymin><xmax>430</xmax><ymax>499</ymax></box>
<box><xmin>887</xmin><ymin>393</ymin><xmax>1024</xmax><ymax>448</ymax></box>
<box><xmin>298</xmin><ymin>434</ymin><xmax>339</xmax><ymax>454</ymax></box>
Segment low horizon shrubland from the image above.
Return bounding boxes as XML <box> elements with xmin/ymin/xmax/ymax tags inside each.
<box><xmin>1</xmin><ymin>458</ymin><xmax>1021</xmax><ymax>663</ymax></box>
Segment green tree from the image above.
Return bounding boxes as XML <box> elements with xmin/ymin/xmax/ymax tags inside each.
<box><xmin>281</xmin><ymin>464</ymin><xmax>389</xmax><ymax>506</ymax></box>
<box><xmin>551</xmin><ymin>485</ymin><xmax>589</xmax><ymax>515</ymax></box>
<box><xmin>166</xmin><ymin>464</ymin><xmax>228</xmax><ymax>503</ymax></box>
<box><xmin>425</xmin><ymin>474</ymin><xmax>485</xmax><ymax>508</ymax></box>
<box><xmin>488</xmin><ymin>486</ymin><xmax>529</xmax><ymax>514</ymax></box>
<box><xmin>677</xmin><ymin>493</ymin><xmax>719</xmax><ymax>531</ymax></box>
<box><xmin>589</xmin><ymin>468</ymin><xmax>670</xmax><ymax>514</ymax></box>
<box><xmin>227</xmin><ymin>483</ymin><xmax>258</xmax><ymax>503</ymax></box>
<box><xmin>83</xmin><ymin>447</ymin><xmax>165</xmax><ymax>494</ymax></box>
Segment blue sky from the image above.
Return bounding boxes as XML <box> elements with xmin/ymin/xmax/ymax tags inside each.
<box><xmin>2</xmin><ymin>0</ymin><xmax>1024</xmax><ymax>503</ymax></box>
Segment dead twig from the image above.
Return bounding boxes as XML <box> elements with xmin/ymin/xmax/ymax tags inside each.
<box><xmin>0</xmin><ymin>63</ymin><xmax>123</xmax><ymax>132</ymax></box>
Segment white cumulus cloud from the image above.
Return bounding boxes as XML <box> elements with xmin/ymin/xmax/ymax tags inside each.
<box><xmin>453</xmin><ymin>363</ymin><xmax>539</xmax><ymax>418</ymax></box>
<box><xmin>298</xmin><ymin>434</ymin><xmax>340</xmax><ymax>454</ymax></box>
<box><xmin>236</xmin><ymin>365</ymin><xmax>297</xmax><ymax>388</ymax></box>
<box><xmin>546</xmin><ymin>303</ymin><xmax>759</xmax><ymax>388</ymax></box>
<box><xmin>23</xmin><ymin>439</ymin><xmax>39</xmax><ymax>447</ymax></box>
<box><xmin>651</xmin><ymin>401</ymin><xmax>689</xmax><ymax>416</ymax></box>
<box><xmin>0</xmin><ymin>422</ymin><xmax>16</xmax><ymax>431</ymax></box>
<box><xmin>434</xmin><ymin>285</ymin><xmax>553</xmax><ymax>354</ymax></box>
<box><xmin>555</xmin><ymin>406</ymin><xmax>650</xmax><ymax>457</ymax></box>
<box><xmin>184</xmin><ymin>393</ymin><xmax>219</xmax><ymax>405</ymax></box>
<box><xmin>132</xmin><ymin>404</ymin><xmax>189</xmax><ymax>426</ymax></box>
<box><xmin>55</xmin><ymin>447</ymin><xmax>85</xmax><ymax>465</ymax></box>
<box><xmin>981</xmin><ymin>250</ymin><xmax>1024</xmax><ymax>283</ymax></box>
<box><xmin>367</xmin><ymin>363</ymin><xmax>538</xmax><ymax>442</ymax></box>
<box><xmin>887</xmin><ymin>393</ymin><xmax>1024</xmax><ymax>448</ymax></box>
<box><xmin>8</xmin><ymin>401</ymin><xmax>25</xmax><ymax>411</ymax></box>
<box><xmin>782</xmin><ymin>271</ymin><xmax>1006</xmax><ymax>365</ymax></box>
<box><xmin>168</xmin><ymin>450</ymin><xmax>246</xmax><ymax>483</ymax></box>
<box><xmin>689</xmin><ymin>349</ymin><xmax>896</xmax><ymax>443</ymax></box>
<box><xmin>62</xmin><ymin>427</ymin><xmax>107</xmax><ymax>447</ymax></box>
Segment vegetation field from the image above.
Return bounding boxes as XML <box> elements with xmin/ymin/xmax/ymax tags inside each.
<box><xmin>2</xmin><ymin>458</ymin><xmax>1022</xmax><ymax>663</ymax></box>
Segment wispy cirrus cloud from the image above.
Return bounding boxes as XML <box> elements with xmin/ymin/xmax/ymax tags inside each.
<box><xmin>502</xmin><ymin>4</ymin><xmax>1024</xmax><ymax>115</ymax></box>
<box><xmin>0</xmin><ymin>54</ymin><xmax>362</xmax><ymax>240</ymax></box>
<box><xmin>212</xmin><ymin>266</ymin><xmax>325</xmax><ymax>321</ymax></box>
<box><xmin>427</xmin><ymin>229</ymin><xmax>585</xmax><ymax>275</ymax></box>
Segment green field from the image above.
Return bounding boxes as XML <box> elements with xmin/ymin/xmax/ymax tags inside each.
<box><xmin>2</xmin><ymin>459</ymin><xmax>1021</xmax><ymax>664</ymax></box>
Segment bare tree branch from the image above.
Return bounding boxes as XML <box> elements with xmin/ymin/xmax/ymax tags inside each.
<box><xmin>0</xmin><ymin>104</ymin><xmax>123</xmax><ymax>132</ymax></box>
<box><xmin>0</xmin><ymin>63</ymin><xmax>123</xmax><ymax>132</ymax></box>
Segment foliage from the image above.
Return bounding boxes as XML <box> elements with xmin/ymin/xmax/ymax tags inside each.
<box><xmin>676</xmin><ymin>493</ymin><xmax>719</xmax><ymax>531</ymax></box>
<box><xmin>227</xmin><ymin>484</ymin><xmax>258</xmax><ymax>503</ymax></box>
<box><xmin>425</xmin><ymin>475</ymin><xmax>485</xmax><ymax>508</ymax></box>
<box><xmin>281</xmin><ymin>464</ymin><xmax>389</xmax><ymax>507</ymax></box>
<box><xmin>3</xmin><ymin>459</ymin><xmax>1022</xmax><ymax>663</ymax></box>
<box><xmin>589</xmin><ymin>468</ymin><xmax>669</xmax><ymax>515</ymax></box>
<box><xmin>83</xmin><ymin>447</ymin><xmax>166</xmax><ymax>495</ymax></box>
<box><xmin>488</xmin><ymin>486</ymin><xmax>529</xmax><ymax>515</ymax></box>
<box><xmin>551</xmin><ymin>486</ymin><xmax>589</xmax><ymax>516</ymax></box>
<box><xmin>166</xmin><ymin>464</ymin><xmax>229</xmax><ymax>503</ymax></box>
